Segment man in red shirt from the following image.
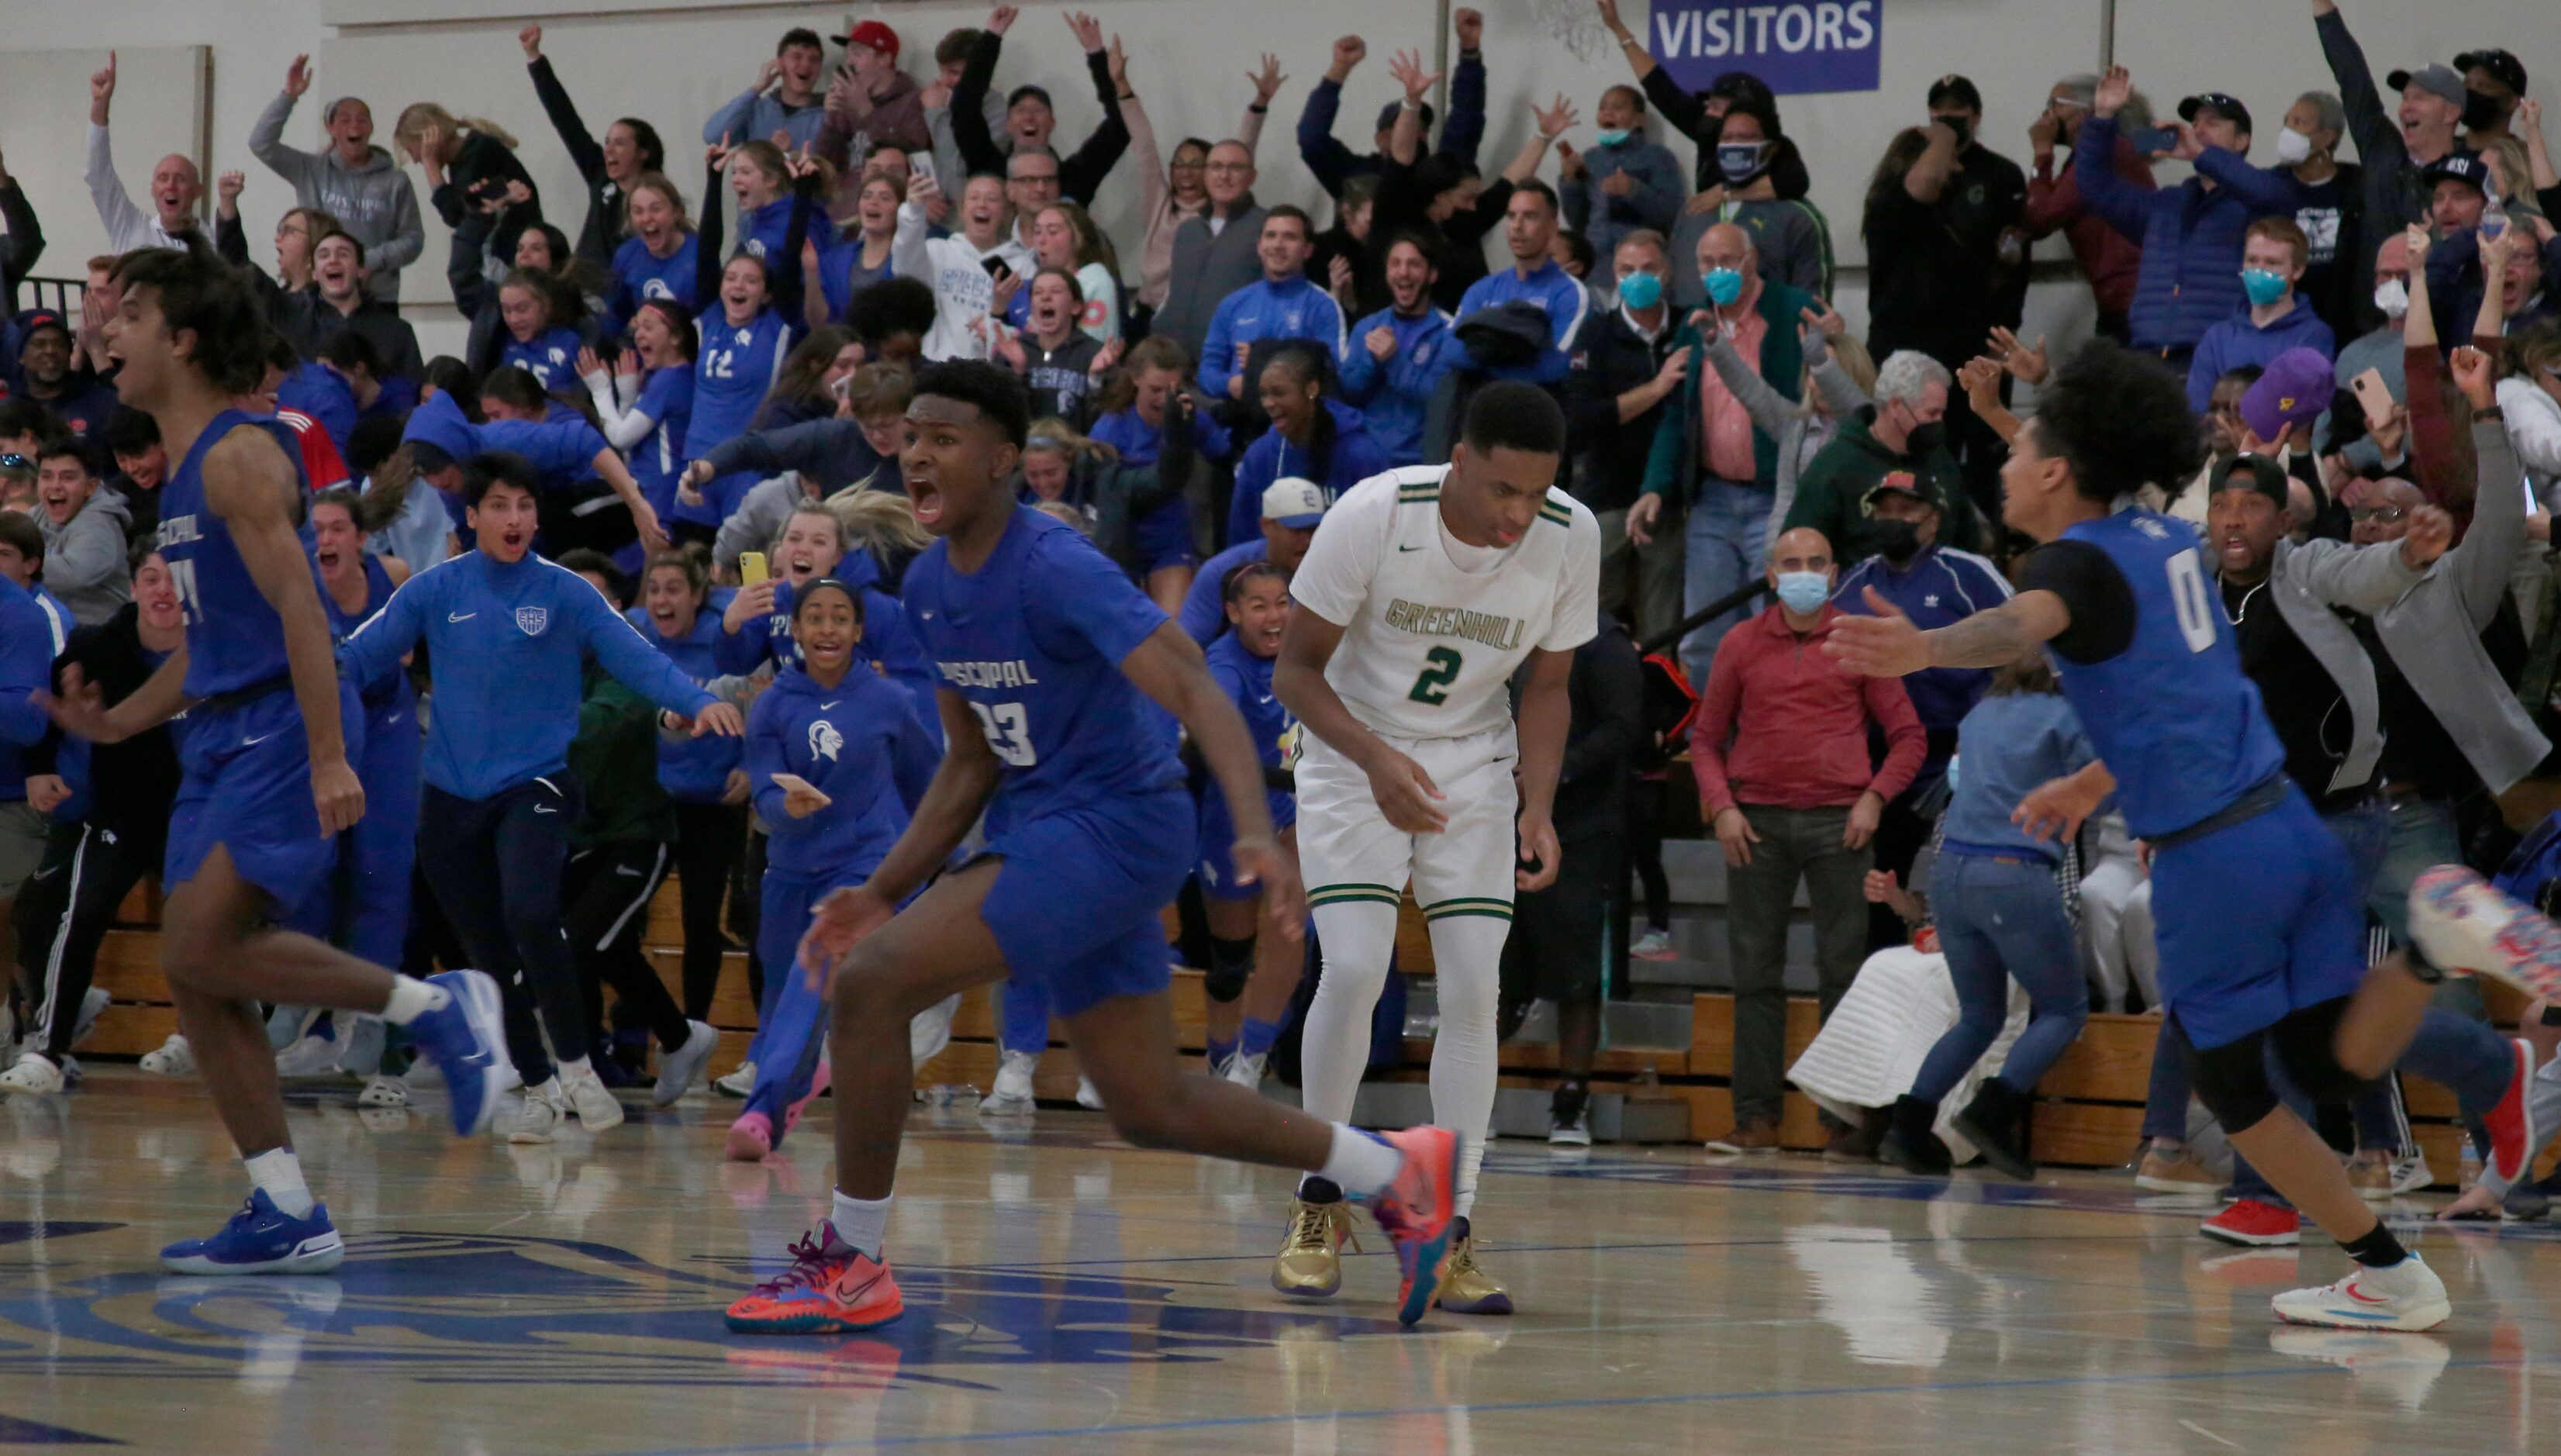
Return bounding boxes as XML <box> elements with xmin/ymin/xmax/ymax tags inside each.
<box><xmin>1690</xmin><ymin>526</ymin><xmax>1925</xmax><ymax>1154</ymax></box>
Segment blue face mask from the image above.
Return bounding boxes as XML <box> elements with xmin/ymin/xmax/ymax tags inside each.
<box><xmin>1595</xmin><ymin>127</ymin><xmax>1632</xmax><ymax>148</ymax></box>
<box><xmin>1773</xmin><ymin>571</ymin><xmax>1831</xmax><ymax>615</ymax></box>
<box><xmin>1704</xmin><ymin>267</ymin><xmax>1745</xmax><ymax>307</ymax></box>
<box><xmin>1617</xmin><ymin>270</ymin><xmax>1664</xmax><ymax>310</ymax></box>
<box><xmin>2242</xmin><ymin>267</ymin><xmax>2290</xmax><ymax>306</ymax></box>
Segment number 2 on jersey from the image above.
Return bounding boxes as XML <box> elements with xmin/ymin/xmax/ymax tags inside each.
<box><xmin>2165</xmin><ymin>550</ymin><xmax>2216</xmax><ymax>653</ymax></box>
<box><xmin>970</xmin><ymin>701</ymin><xmax>1037</xmax><ymax>766</ymax></box>
<box><xmin>1407</xmin><ymin>646</ymin><xmax>1463</xmax><ymax>706</ymax></box>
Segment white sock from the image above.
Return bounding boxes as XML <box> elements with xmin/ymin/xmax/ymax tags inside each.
<box><xmin>378</xmin><ymin>975</ymin><xmax>449</xmax><ymax>1026</ymax></box>
<box><xmin>557</xmin><ymin>1055</ymin><xmax>592</xmax><ymax>1081</ymax></box>
<box><xmin>244</xmin><ymin>1147</ymin><xmax>316</xmax><ymax>1218</ymax></box>
<box><xmin>1424</xmin><ymin>916</ymin><xmax>1507</xmax><ymax>1220</ymax></box>
<box><xmin>830</xmin><ymin>1189</ymin><xmax>892</xmax><ymax>1258</ymax></box>
<box><xmin>1318</xmin><ymin>1124</ymin><xmax>1403</xmax><ymax>1198</ymax></box>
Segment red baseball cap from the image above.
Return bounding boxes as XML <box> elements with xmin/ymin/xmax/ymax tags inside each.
<box><xmin>837</xmin><ymin>19</ymin><xmax>899</xmax><ymax>60</ymax></box>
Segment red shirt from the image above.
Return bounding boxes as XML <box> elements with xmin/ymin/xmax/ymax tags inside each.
<box><xmin>1689</xmin><ymin>603</ymin><xmax>1927</xmax><ymax>817</ymax></box>
<box><xmin>276</xmin><ymin>408</ymin><xmax>351</xmax><ymax>495</ymax></box>
<box><xmin>2025</xmin><ymin>136</ymin><xmax>2155</xmax><ymax>319</ymax></box>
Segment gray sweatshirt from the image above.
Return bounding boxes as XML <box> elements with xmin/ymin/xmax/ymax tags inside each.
<box><xmin>250</xmin><ymin>91</ymin><xmax>426</xmax><ymax>299</ymax></box>
<box><xmin>37</xmin><ymin>487</ymin><xmax>133</xmax><ymax>626</ymax></box>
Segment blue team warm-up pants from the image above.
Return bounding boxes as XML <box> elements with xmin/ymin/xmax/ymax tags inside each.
<box><xmin>417</xmin><ymin>777</ymin><xmax>588</xmax><ymax>1083</ymax></box>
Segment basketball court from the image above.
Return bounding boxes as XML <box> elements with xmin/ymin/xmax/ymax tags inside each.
<box><xmin>4</xmin><ymin>1067</ymin><xmax>2552</xmax><ymax>1453</ymax></box>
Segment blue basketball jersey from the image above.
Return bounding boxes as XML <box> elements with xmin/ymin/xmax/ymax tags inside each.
<box><xmin>1205</xmin><ymin>632</ymin><xmax>1293</xmax><ymax>774</ymax></box>
<box><xmin>2051</xmin><ymin>509</ymin><xmax>2287</xmax><ymax>838</ymax></box>
<box><xmin>157</xmin><ymin>408</ymin><xmax>315</xmax><ymax>697</ymax></box>
<box><xmin>321</xmin><ymin>554</ymin><xmax>412</xmax><ymax>715</ymax></box>
<box><xmin>902</xmin><ymin>507</ymin><xmax>1185</xmax><ymax>833</ymax></box>
<box><xmin>690</xmin><ymin>308</ymin><xmax>790</xmax><ymax>461</ymax></box>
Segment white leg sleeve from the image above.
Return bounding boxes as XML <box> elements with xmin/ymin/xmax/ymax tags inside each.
<box><xmin>2123</xmin><ymin>879</ymin><xmax>2160</xmax><ymax>1009</ymax></box>
<box><xmin>1424</xmin><ymin>914</ymin><xmax>1509</xmax><ymax>1220</ymax></box>
<box><xmin>1299</xmin><ymin>902</ymin><xmax>1401</xmax><ymax>1127</ymax></box>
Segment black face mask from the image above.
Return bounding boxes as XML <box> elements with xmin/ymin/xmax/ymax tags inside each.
<box><xmin>1903</xmin><ymin>420</ymin><xmax>1948</xmax><ymax>457</ymax></box>
<box><xmin>1872</xmin><ymin>518</ymin><xmax>1923</xmax><ymax>565</ymax></box>
<box><xmin>2463</xmin><ymin>89</ymin><xmax>2508</xmax><ymax>133</ymax></box>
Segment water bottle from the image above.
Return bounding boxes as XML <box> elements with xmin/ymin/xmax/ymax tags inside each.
<box><xmin>2459</xmin><ymin>1138</ymin><xmax>2483</xmax><ymax>1193</ymax></box>
<box><xmin>2482</xmin><ymin>194</ymin><xmax>2511</xmax><ymax>243</ymax></box>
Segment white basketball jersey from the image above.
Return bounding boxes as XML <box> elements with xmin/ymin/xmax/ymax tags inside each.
<box><xmin>1289</xmin><ymin>465</ymin><xmax>1601</xmax><ymax>741</ymax></box>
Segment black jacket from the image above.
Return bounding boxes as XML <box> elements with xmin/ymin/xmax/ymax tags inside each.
<box><xmin>953</xmin><ymin>33</ymin><xmax>1129</xmax><ymax>206</ymax></box>
<box><xmin>1564</xmin><ymin>305</ymin><xmax>1679</xmax><ymax>514</ymax></box>
<box><xmin>0</xmin><ymin>180</ymin><xmax>44</xmax><ymax>316</ymax></box>
<box><xmin>526</xmin><ymin>56</ymin><xmax>631</xmax><ymax>269</ymax></box>
<box><xmin>1524</xmin><ymin>617</ymin><xmax>1645</xmax><ymax>844</ymax></box>
<box><xmin>53</xmin><ymin>604</ymin><xmax>181</xmax><ymax>844</ymax></box>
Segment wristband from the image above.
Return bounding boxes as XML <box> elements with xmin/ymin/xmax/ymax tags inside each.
<box><xmin>2475</xmin><ymin>405</ymin><xmax>2505</xmax><ymax>423</ymax></box>
<box><xmin>1248</xmin><ymin>102</ymin><xmax>1268</xmax><ymax>115</ymax></box>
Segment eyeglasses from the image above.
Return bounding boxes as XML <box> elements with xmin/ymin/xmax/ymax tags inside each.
<box><xmin>1206</xmin><ymin>162</ymin><xmax>1252</xmax><ymax>175</ymax></box>
<box><xmin>1168</xmin><ymin>159</ymin><xmax>1207</xmax><ymax>172</ymax></box>
<box><xmin>2349</xmin><ymin>505</ymin><xmax>2408</xmax><ymax>524</ymax></box>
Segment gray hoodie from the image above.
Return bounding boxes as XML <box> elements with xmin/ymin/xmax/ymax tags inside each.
<box><xmin>38</xmin><ymin>487</ymin><xmax>133</xmax><ymax>626</ymax></box>
<box><xmin>250</xmin><ymin>91</ymin><xmax>426</xmax><ymax>300</ymax></box>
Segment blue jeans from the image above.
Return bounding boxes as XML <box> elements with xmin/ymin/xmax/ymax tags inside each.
<box><xmin>1910</xmin><ymin>853</ymin><xmax>2087</xmax><ymax>1104</ymax></box>
<box><xmin>1677</xmin><ymin>478</ymin><xmax>1772</xmax><ymax>690</ymax></box>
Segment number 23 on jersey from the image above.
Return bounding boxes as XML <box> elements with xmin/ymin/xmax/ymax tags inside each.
<box><xmin>971</xmin><ymin>701</ymin><xmax>1037</xmax><ymax>766</ymax></box>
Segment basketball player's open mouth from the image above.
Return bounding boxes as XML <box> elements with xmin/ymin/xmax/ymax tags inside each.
<box><xmin>909</xmin><ymin>485</ymin><xmax>941</xmax><ymax>526</ymax></box>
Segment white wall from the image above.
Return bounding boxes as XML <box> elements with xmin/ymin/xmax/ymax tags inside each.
<box><xmin>4</xmin><ymin>0</ymin><xmax>2554</xmax><ymax>360</ymax></box>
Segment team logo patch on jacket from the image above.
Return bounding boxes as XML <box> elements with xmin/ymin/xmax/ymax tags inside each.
<box><xmin>516</xmin><ymin>606</ymin><xmax>550</xmax><ymax>636</ymax></box>
<box><xmin>809</xmin><ymin>719</ymin><xmax>844</xmax><ymax>761</ymax></box>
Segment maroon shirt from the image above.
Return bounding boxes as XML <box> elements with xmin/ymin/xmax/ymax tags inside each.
<box><xmin>1690</xmin><ymin>602</ymin><xmax>1927</xmax><ymax>817</ymax></box>
<box><xmin>2026</xmin><ymin>134</ymin><xmax>2156</xmax><ymax>319</ymax></box>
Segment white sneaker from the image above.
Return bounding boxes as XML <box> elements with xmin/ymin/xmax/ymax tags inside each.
<box><xmin>2407</xmin><ymin>867</ymin><xmax>2561</xmax><ymax>999</ymax></box>
<box><xmin>0</xmin><ymin>1051</ymin><xmax>65</xmax><ymax>1095</ymax></box>
<box><xmin>561</xmin><ymin>1062</ymin><xmax>626</xmax><ymax>1132</ymax></box>
<box><xmin>139</xmin><ymin>1033</ymin><xmax>195</xmax><ymax>1077</ymax></box>
<box><xmin>274</xmin><ymin>1032</ymin><xmax>347</xmax><ymax>1079</ymax></box>
<box><xmin>653</xmin><ymin>1021</ymin><xmax>720</xmax><ymax>1107</ymax></box>
<box><xmin>1630</xmin><ymin>928</ymin><xmax>1676</xmax><ymax>961</ymax></box>
<box><xmin>358</xmin><ymin>1074</ymin><xmax>409</xmax><ymax>1109</ymax></box>
<box><xmin>71</xmin><ymin>987</ymin><xmax>110</xmax><ymax>1048</ymax></box>
<box><xmin>713</xmin><ymin>1060</ymin><xmax>758</xmax><ymax>1099</ymax></box>
<box><xmin>508</xmin><ymin>1081</ymin><xmax>566</xmax><ymax>1144</ymax></box>
<box><xmin>911</xmin><ymin>993</ymin><xmax>959</xmax><ymax>1065</ymax></box>
<box><xmin>1224</xmin><ymin>1051</ymin><xmax>1268</xmax><ymax>1090</ymax></box>
<box><xmin>1075</xmin><ymin>1075</ymin><xmax>1105</xmax><ymax>1110</ymax></box>
<box><xmin>978</xmin><ymin>1049</ymin><xmax>1039</xmax><ymax>1115</ymax></box>
<box><xmin>2272</xmin><ymin>1255</ymin><xmax>2452</xmax><ymax>1333</ymax></box>
<box><xmin>2390</xmin><ymin>1149</ymin><xmax>2434</xmax><ymax>1196</ymax></box>
<box><xmin>1550</xmin><ymin>1103</ymin><xmax>1593</xmax><ymax>1146</ymax></box>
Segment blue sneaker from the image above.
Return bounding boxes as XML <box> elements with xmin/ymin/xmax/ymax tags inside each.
<box><xmin>412</xmin><ymin>971</ymin><xmax>513</xmax><ymax>1137</ymax></box>
<box><xmin>160</xmin><ymin>1190</ymin><xmax>345</xmax><ymax>1275</ymax></box>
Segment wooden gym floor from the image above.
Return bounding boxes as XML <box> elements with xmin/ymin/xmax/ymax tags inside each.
<box><xmin>4</xmin><ymin>1065</ymin><xmax>2560</xmax><ymax>1454</ymax></box>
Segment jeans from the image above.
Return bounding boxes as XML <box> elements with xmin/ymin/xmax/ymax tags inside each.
<box><xmin>1678</xmin><ymin>478</ymin><xmax>1773</xmax><ymax>690</ymax></box>
<box><xmin>1597</xmin><ymin>505</ymin><xmax>1688</xmax><ymax>646</ymax></box>
<box><xmin>1910</xmin><ymin>853</ymin><xmax>2088</xmax><ymax>1105</ymax></box>
<box><xmin>1725</xmin><ymin>803</ymin><xmax>1869</xmax><ymax>1123</ymax></box>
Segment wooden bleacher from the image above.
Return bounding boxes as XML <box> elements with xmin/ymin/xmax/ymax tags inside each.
<box><xmin>75</xmin><ymin>875</ymin><xmax>2542</xmax><ymax>1187</ymax></box>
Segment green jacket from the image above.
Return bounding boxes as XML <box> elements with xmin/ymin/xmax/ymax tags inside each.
<box><xmin>568</xmin><ymin>661</ymin><xmax>678</xmax><ymax>850</ymax></box>
<box><xmin>1640</xmin><ymin>278</ymin><xmax>1811</xmax><ymax>502</ymax></box>
<box><xmin>1779</xmin><ymin>406</ymin><xmax>1981</xmax><ymax>562</ymax></box>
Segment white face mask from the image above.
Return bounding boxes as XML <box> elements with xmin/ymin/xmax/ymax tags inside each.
<box><xmin>2273</xmin><ymin>127</ymin><xmax>2315</xmax><ymax>165</ymax></box>
<box><xmin>2373</xmin><ymin>278</ymin><xmax>2410</xmax><ymax>318</ymax></box>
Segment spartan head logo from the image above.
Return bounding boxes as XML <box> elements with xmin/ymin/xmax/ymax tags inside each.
<box><xmin>808</xmin><ymin>719</ymin><xmax>844</xmax><ymax>763</ymax></box>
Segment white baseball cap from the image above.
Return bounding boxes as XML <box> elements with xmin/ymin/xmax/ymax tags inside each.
<box><xmin>1260</xmin><ymin>477</ymin><xmax>1329</xmax><ymax>529</ymax></box>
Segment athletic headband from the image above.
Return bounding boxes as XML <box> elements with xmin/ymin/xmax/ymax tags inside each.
<box><xmin>793</xmin><ymin>576</ymin><xmax>865</xmax><ymax>623</ymax></box>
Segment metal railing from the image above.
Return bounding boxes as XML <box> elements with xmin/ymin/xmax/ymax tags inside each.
<box><xmin>18</xmin><ymin>275</ymin><xmax>85</xmax><ymax>318</ymax></box>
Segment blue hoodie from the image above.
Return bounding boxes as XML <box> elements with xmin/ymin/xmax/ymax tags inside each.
<box><xmin>400</xmin><ymin>392</ymin><xmax>613</xmax><ymax>527</ymax></box>
<box><xmin>2184</xmin><ymin>298</ymin><xmax>2337</xmax><ymax>414</ymax></box>
<box><xmin>0</xmin><ymin>574</ymin><xmax>59</xmax><ymax>800</ymax></box>
<box><xmin>1336</xmin><ymin>305</ymin><xmax>1455</xmax><ymax>466</ymax></box>
<box><xmin>499</xmin><ymin>324</ymin><xmax>585</xmax><ymax>391</ymax></box>
<box><xmin>1197</xmin><ymin>274</ymin><xmax>1350</xmax><ymax>397</ymax></box>
<box><xmin>608</xmin><ymin>233</ymin><xmax>702</xmax><ymax>335</ymax></box>
<box><xmin>339</xmin><ymin>550</ymin><xmax>716</xmax><ymax>800</ymax></box>
<box><xmin>626</xmin><ymin>587</ymin><xmax>742</xmax><ymax>803</ymax></box>
<box><xmin>747</xmin><ymin>661</ymin><xmax>937</xmax><ymax>882</ymax></box>
<box><xmin>275</xmin><ymin>362</ymin><xmax>358</xmax><ymax>459</ymax></box>
<box><xmin>1225</xmin><ymin>397</ymin><xmax>1389</xmax><ymax>547</ymax></box>
<box><xmin>712</xmin><ymin>554</ymin><xmax>939</xmax><ymax>736</ymax></box>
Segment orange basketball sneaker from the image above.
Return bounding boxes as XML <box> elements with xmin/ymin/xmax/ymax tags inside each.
<box><xmin>1367</xmin><ymin>1125</ymin><xmax>1462</xmax><ymax>1326</ymax></box>
<box><xmin>724</xmin><ymin>1224</ymin><xmax>906</xmax><ymax>1334</ymax></box>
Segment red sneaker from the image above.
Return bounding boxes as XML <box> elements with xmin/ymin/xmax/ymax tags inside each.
<box><xmin>2483</xmin><ymin>1038</ymin><xmax>2541</xmax><ymax>1185</ymax></box>
<box><xmin>2200</xmin><ymin>1198</ymin><xmax>2300</xmax><ymax>1247</ymax></box>
<box><xmin>1364</xmin><ymin>1126</ymin><xmax>1459</xmax><ymax>1326</ymax></box>
<box><xmin>724</xmin><ymin>1224</ymin><xmax>905</xmax><ymax>1334</ymax></box>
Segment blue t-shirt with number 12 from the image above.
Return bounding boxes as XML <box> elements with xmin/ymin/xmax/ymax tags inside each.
<box><xmin>899</xmin><ymin>505</ymin><xmax>1184</xmax><ymax>835</ymax></box>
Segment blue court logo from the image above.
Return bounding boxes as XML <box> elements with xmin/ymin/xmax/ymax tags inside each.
<box><xmin>516</xmin><ymin>606</ymin><xmax>549</xmax><ymax>637</ymax></box>
<box><xmin>0</xmin><ymin>1230</ymin><xmax>1427</xmax><ymax>1389</ymax></box>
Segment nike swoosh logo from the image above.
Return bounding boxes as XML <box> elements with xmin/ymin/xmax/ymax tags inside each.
<box><xmin>1256</xmin><ymin>695</ymin><xmax>1275</xmax><ymax>704</ymax></box>
<box><xmin>448</xmin><ymin>612</ymin><xmax>477</xmax><ymax>622</ymax></box>
<box><xmin>1397</xmin><ymin>544</ymin><xmax>1422</xmax><ymax>552</ymax></box>
<box><xmin>386</xmin><ymin>714</ymin><xmax>405</xmax><ymax>725</ymax></box>
<box><xmin>533</xmin><ymin>806</ymin><xmax>558</xmax><ymax>815</ymax></box>
<box><xmin>243</xmin><ymin>733</ymin><xmax>277</xmax><ymax>746</ymax></box>
<box><xmin>820</xmin><ymin>701</ymin><xmax>839</xmax><ymax>709</ymax></box>
<box><xmin>2345</xmin><ymin>1282</ymin><xmax>2389</xmax><ymax>1304</ymax></box>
